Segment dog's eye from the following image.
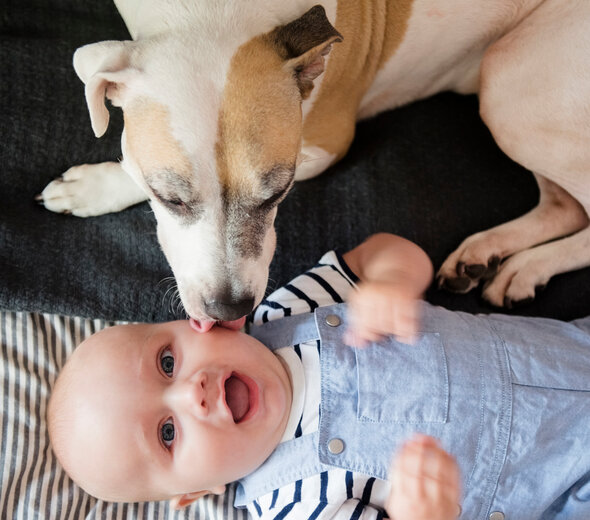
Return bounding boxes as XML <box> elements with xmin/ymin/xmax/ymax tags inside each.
<box><xmin>149</xmin><ymin>183</ymin><xmax>203</xmax><ymax>221</ymax></box>
<box><xmin>151</xmin><ymin>189</ymin><xmax>187</xmax><ymax>211</ymax></box>
<box><xmin>164</xmin><ymin>198</ymin><xmax>185</xmax><ymax>209</ymax></box>
<box><xmin>259</xmin><ymin>185</ymin><xmax>291</xmax><ymax>211</ymax></box>
<box><xmin>156</xmin><ymin>194</ymin><xmax>203</xmax><ymax>221</ymax></box>
<box><xmin>259</xmin><ymin>193</ymin><xmax>281</xmax><ymax>210</ymax></box>
<box><xmin>259</xmin><ymin>167</ymin><xmax>295</xmax><ymax>210</ymax></box>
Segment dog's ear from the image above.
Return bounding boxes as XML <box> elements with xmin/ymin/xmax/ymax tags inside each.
<box><xmin>275</xmin><ymin>5</ymin><xmax>343</xmax><ymax>99</ymax></box>
<box><xmin>73</xmin><ymin>41</ymin><xmax>140</xmax><ymax>137</ymax></box>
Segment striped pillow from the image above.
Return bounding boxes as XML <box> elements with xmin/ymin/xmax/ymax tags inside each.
<box><xmin>0</xmin><ymin>312</ymin><xmax>247</xmax><ymax>519</ymax></box>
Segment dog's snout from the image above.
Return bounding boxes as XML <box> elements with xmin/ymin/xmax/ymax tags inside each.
<box><xmin>204</xmin><ymin>294</ymin><xmax>255</xmax><ymax>321</ymax></box>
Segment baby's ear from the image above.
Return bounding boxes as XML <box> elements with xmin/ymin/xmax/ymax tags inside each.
<box><xmin>169</xmin><ymin>490</ymin><xmax>208</xmax><ymax>510</ymax></box>
<box><xmin>170</xmin><ymin>485</ymin><xmax>226</xmax><ymax>510</ymax></box>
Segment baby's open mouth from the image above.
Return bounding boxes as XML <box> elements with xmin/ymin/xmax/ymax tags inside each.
<box><xmin>224</xmin><ymin>372</ymin><xmax>250</xmax><ymax>423</ymax></box>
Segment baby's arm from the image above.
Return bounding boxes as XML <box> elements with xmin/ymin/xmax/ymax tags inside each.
<box><xmin>386</xmin><ymin>435</ymin><xmax>461</xmax><ymax>520</ymax></box>
<box><xmin>342</xmin><ymin>233</ymin><xmax>433</xmax><ymax>345</ymax></box>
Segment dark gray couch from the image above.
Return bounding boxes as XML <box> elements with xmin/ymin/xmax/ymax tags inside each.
<box><xmin>2</xmin><ymin>0</ymin><xmax>589</xmax><ymax>323</ymax></box>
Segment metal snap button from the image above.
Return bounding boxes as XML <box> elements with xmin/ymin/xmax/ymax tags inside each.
<box><xmin>327</xmin><ymin>438</ymin><xmax>345</xmax><ymax>454</ymax></box>
<box><xmin>325</xmin><ymin>314</ymin><xmax>341</xmax><ymax>327</ymax></box>
<box><xmin>489</xmin><ymin>512</ymin><xmax>504</xmax><ymax>520</ymax></box>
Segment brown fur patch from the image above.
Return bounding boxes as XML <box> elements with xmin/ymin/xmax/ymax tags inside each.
<box><xmin>216</xmin><ymin>35</ymin><xmax>302</xmax><ymax>196</ymax></box>
<box><xmin>302</xmin><ymin>0</ymin><xmax>414</xmax><ymax>161</ymax></box>
<box><xmin>124</xmin><ymin>98</ymin><xmax>192</xmax><ymax>179</ymax></box>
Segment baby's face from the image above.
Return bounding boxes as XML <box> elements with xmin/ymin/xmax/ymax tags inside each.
<box><xmin>57</xmin><ymin>321</ymin><xmax>292</xmax><ymax>502</ymax></box>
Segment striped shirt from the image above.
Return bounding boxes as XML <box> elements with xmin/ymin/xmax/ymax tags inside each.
<box><xmin>246</xmin><ymin>251</ymin><xmax>391</xmax><ymax>519</ymax></box>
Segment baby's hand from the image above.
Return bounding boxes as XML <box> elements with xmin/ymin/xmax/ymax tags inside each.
<box><xmin>344</xmin><ymin>280</ymin><xmax>421</xmax><ymax>347</ymax></box>
<box><xmin>386</xmin><ymin>434</ymin><xmax>461</xmax><ymax>520</ymax></box>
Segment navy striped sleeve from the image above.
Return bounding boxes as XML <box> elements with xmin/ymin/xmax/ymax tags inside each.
<box><xmin>333</xmin><ymin>250</ymin><xmax>360</xmax><ymax>284</ymax></box>
<box><xmin>349</xmin><ymin>478</ymin><xmax>378</xmax><ymax>520</ymax></box>
<box><xmin>273</xmin><ymin>480</ymin><xmax>303</xmax><ymax>520</ymax></box>
<box><xmin>302</xmin><ymin>272</ymin><xmax>344</xmax><ymax>303</ymax></box>
<box><xmin>284</xmin><ymin>284</ymin><xmax>318</xmax><ymax>311</ymax></box>
<box><xmin>306</xmin><ymin>472</ymin><xmax>329</xmax><ymax>520</ymax></box>
<box><xmin>270</xmin><ymin>489</ymin><xmax>279</xmax><ymax>510</ymax></box>
<box><xmin>346</xmin><ymin>471</ymin><xmax>354</xmax><ymax>499</ymax></box>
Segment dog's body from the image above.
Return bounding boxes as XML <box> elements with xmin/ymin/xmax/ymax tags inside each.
<box><xmin>40</xmin><ymin>0</ymin><xmax>590</xmax><ymax>320</ymax></box>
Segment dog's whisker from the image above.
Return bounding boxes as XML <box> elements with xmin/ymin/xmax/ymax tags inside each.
<box><xmin>164</xmin><ymin>286</ymin><xmax>181</xmax><ymax>315</ymax></box>
<box><xmin>264</xmin><ymin>278</ymin><xmax>279</xmax><ymax>297</ymax></box>
<box><xmin>158</xmin><ymin>276</ymin><xmax>181</xmax><ymax>315</ymax></box>
<box><xmin>157</xmin><ymin>276</ymin><xmax>176</xmax><ymax>288</ymax></box>
<box><xmin>172</xmin><ymin>298</ymin><xmax>182</xmax><ymax>317</ymax></box>
<box><xmin>162</xmin><ymin>287</ymin><xmax>179</xmax><ymax>311</ymax></box>
<box><xmin>173</xmin><ymin>292</ymin><xmax>182</xmax><ymax>313</ymax></box>
<box><xmin>175</xmin><ymin>295</ymin><xmax>187</xmax><ymax>319</ymax></box>
<box><xmin>163</xmin><ymin>285</ymin><xmax>177</xmax><ymax>304</ymax></box>
<box><xmin>163</xmin><ymin>291</ymin><xmax>176</xmax><ymax>314</ymax></box>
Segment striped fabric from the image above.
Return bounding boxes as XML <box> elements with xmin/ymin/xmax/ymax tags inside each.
<box><xmin>0</xmin><ymin>311</ymin><xmax>247</xmax><ymax>520</ymax></box>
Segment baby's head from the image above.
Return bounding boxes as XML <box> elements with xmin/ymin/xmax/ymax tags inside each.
<box><xmin>48</xmin><ymin>321</ymin><xmax>292</xmax><ymax>508</ymax></box>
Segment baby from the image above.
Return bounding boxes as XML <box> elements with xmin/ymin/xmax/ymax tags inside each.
<box><xmin>48</xmin><ymin>233</ymin><xmax>590</xmax><ymax>520</ymax></box>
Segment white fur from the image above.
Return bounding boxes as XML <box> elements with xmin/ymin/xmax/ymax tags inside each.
<box><xmin>40</xmin><ymin>162</ymin><xmax>146</xmax><ymax>217</ymax></box>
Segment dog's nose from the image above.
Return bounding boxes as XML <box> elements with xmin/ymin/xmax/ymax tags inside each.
<box><xmin>204</xmin><ymin>296</ymin><xmax>255</xmax><ymax>321</ymax></box>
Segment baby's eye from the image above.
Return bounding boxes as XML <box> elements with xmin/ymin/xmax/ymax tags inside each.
<box><xmin>160</xmin><ymin>347</ymin><xmax>174</xmax><ymax>376</ymax></box>
<box><xmin>161</xmin><ymin>420</ymin><xmax>175</xmax><ymax>448</ymax></box>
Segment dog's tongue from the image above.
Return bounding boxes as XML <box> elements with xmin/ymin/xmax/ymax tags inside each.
<box><xmin>190</xmin><ymin>319</ymin><xmax>215</xmax><ymax>332</ymax></box>
<box><xmin>190</xmin><ymin>316</ymin><xmax>246</xmax><ymax>333</ymax></box>
<box><xmin>225</xmin><ymin>374</ymin><xmax>249</xmax><ymax>423</ymax></box>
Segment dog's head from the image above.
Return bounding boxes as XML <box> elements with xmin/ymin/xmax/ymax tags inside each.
<box><xmin>74</xmin><ymin>5</ymin><xmax>341</xmax><ymax>322</ymax></box>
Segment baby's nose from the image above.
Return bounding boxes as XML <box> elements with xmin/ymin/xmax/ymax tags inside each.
<box><xmin>167</xmin><ymin>372</ymin><xmax>209</xmax><ymax>417</ymax></box>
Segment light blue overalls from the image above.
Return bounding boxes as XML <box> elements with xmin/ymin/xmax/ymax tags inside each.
<box><xmin>236</xmin><ymin>303</ymin><xmax>590</xmax><ymax>519</ymax></box>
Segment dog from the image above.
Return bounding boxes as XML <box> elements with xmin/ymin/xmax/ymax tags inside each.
<box><xmin>39</xmin><ymin>0</ymin><xmax>590</xmax><ymax>324</ymax></box>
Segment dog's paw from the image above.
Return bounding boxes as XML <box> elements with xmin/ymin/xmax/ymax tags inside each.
<box><xmin>437</xmin><ymin>231</ymin><xmax>502</xmax><ymax>293</ymax></box>
<box><xmin>481</xmin><ymin>249</ymin><xmax>550</xmax><ymax>308</ymax></box>
<box><xmin>37</xmin><ymin>162</ymin><xmax>147</xmax><ymax>217</ymax></box>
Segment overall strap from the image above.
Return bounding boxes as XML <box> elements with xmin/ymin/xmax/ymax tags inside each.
<box><xmin>248</xmin><ymin>306</ymin><xmax>339</xmax><ymax>350</ymax></box>
<box><xmin>235</xmin><ymin>432</ymin><xmax>335</xmax><ymax>507</ymax></box>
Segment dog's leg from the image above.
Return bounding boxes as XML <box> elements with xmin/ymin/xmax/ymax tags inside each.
<box><xmin>37</xmin><ymin>162</ymin><xmax>147</xmax><ymax>217</ymax></box>
<box><xmin>439</xmin><ymin>0</ymin><xmax>590</xmax><ymax>305</ymax></box>
<box><xmin>438</xmin><ymin>176</ymin><xmax>588</xmax><ymax>293</ymax></box>
<box><xmin>295</xmin><ymin>84</ymin><xmax>356</xmax><ymax>182</ymax></box>
<box><xmin>296</xmin><ymin>109</ymin><xmax>356</xmax><ymax>181</ymax></box>
<box><xmin>295</xmin><ymin>144</ymin><xmax>338</xmax><ymax>181</ymax></box>
<box><xmin>481</xmin><ymin>222</ymin><xmax>590</xmax><ymax>307</ymax></box>
<box><xmin>437</xmin><ymin>175</ymin><xmax>589</xmax><ymax>301</ymax></box>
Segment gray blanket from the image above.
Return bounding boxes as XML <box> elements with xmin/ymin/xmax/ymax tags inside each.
<box><xmin>2</xmin><ymin>0</ymin><xmax>589</xmax><ymax>322</ymax></box>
